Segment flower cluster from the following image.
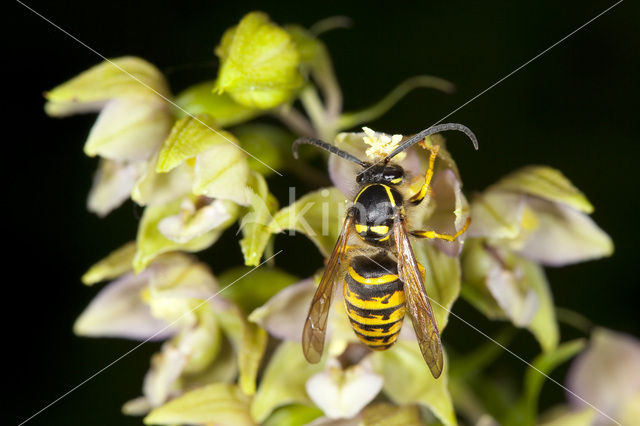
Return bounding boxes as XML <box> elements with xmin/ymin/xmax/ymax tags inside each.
<box><xmin>46</xmin><ymin>11</ymin><xmax>632</xmax><ymax>426</ymax></box>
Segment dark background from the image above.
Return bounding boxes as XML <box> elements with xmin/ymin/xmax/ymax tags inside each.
<box><xmin>10</xmin><ymin>1</ymin><xmax>639</xmax><ymax>425</ymax></box>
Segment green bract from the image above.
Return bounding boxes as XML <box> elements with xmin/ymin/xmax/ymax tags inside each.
<box><xmin>214</xmin><ymin>12</ymin><xmax>304</xmax><ymax>109</ymax></box>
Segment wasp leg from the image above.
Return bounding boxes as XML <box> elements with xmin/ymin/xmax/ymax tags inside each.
<box><xmin>409</xmin><ymin>144</ymin><xmax>440</xmax><ymax>205</ymax></box>
<box><xmin>410</xmin><ymin>217</ymin><xmax>471</xmax><ymax>241</ymax></box>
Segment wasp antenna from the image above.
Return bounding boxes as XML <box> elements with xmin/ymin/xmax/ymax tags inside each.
<box><xmin>384</xmin><ymin>123</ymin><xmax>478</xmax><ymax>161</ymax></box>
<box><xmin>292</xmin><ymin>137</ymin><xmax>367</xmax><ymax>166</ymax></box>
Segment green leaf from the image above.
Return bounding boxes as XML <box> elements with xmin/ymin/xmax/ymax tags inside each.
<box><xmin>45</xmin><ymin>56</ymin><xmax>170</xmax><ymax>116</ymax></box>
<box><xmin>268</xmin><ymin>187</ymin><xmax>347</xmax><ymax>257</ymax></box>
<box><xmin>490</xmin><ymin>166</ymin><xmax>593</xmax><ymax>213</ymax></box>
<box><xmin>214</xmin><ymin>12</ymin><xmax>304</xmax><ymax>109</ymax></box>
<box><xmin>372</xmin><ymin>341</ymin><xmax>456</xmax><ymax>426</ymax></box>
<box><xmin>175</xmin><ymin>80</ymin><xmax>260</xmax><ymax>127</ymax></box>
<box><xmin>233</xmin><ymin>123</ymin><xmax>293</xmax><ymax>176</ymax></box>
<box><xmin>412</xmin><ymin>242</ymin><xmax>461</xmax><ymax>330</ymax></box>
<box><xmin>239</xmin><ymin>172</ymin><xmax>279</xmax><ymax>266</ymax></box>
<box><xmin>81</xmin><ymin>241</ymin><xmax>136</xmax><ymax>285</ymax></box>
<box><xmin>218</xmin><ymin>266</ymin><xmax>298</xmax><ymax>314</ymax></box>
<box><xmin>143</xmin><ymin>383</ymin><xmax>253</xmax><ymax>425</ymax></box>
<box><xmin>155</xmin><ymin>114</ymin><xmax>236</xmax><ymax>173</ymax></box>
<box><xmin>251</xmin><ymin>341</ymin><xmax>324</xmax><ymax>422</ymax></box>
<box><xmin>133</xmin><ymin>198</ymin><xmax>235</xmax><ymax>272</ymax></box>
<box><xmin>262</xmin><ymin>404</ymin><xmax>323</xmax><ymax>426</ymax></box>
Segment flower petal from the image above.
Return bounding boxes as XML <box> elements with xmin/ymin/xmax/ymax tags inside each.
<box><xmin>143</xmin><ymin>384</ymin><xmax>253</xmax><ymax>426</ymax></box>
<box><xmin>193</xmin><ymin>143</ymin><xmax>251</xmax><ymax>206</ymax></box>
<box><xmin>73</xmin><ymin>269</ymin><xmax>174</xmax><ymax>340</ymax></box>
<box><xmin>490</xmin><ymin>166</ymin><xmax>593</xmax><ymax>213</ymax></box>
<box><xmin>268</xmin><ymin>187</ymin><xmax>347</xmax><ymax>257</ymax></box>
<box><xmin>372</xmin><ymin>341</ymin><xmax>456</xmax><ymax>426</ymax></box>
<box><xmin>251</xmin><ymin>341</ymin><xmax>324</xmax><ymax>422</ymax></box>
<box><xmin>84</xmin><ymin>97</ymin><xmax>171</xmax><ymax>161</ymax></box>
<box><xmin>133</xmin><ymin>198</ymin><xmax>235</xmax><ymax>272</ymax></box>
<box><xmin>214</xmin><ymin>12</ymin><xmax>304</xmax><ymax>109</ymax></box>
<box><xmin>467</xmin><ymin>191</ymin><xmax>526</xmax><ymax>239</ymax></box>
<box><xmin>425</xmin><ymin>169</ymin><xmax>470</xmax><ymax>257</ymax></box>
<box><xmin>239</xmin><ymin>172</ymin><xmax>279</xmax><ymax>266</ymax></box>
<box><xmin>81</xmin><ymin>241</ymin><xmax>136</xmax><ymax>285</ymax></box>
<box><xmin>132</xmin><ymin>157</ymin><xmax>193</xmax><ymax>206</ymax></box>
<box><xmin>249</xmin><ymin>278</ymin><xmax>315</xmax><ymax>342</ymax></box>
<box><xmin>155</xmin><ymin>115</ymin><xmax>236</xmax><ymax>173</ymax></box>
<box><xmin>175</xmin><ymin>80</ymin><xmax>260</xmax><ymax>127</ymax></box>
<box><xmin>566</xmin><ymin>328</ymin><xmax>640</xmax><ymax>424</ymax></box>
<box><xmin>158</xmin><ymin>198</ymin><xmax>238</xmax><ymax>244</ymax></box>
<box><xmin>306</xmin><ymin>357</ymin><xmax>383</xmax><ymax>419</ymax></box>
<box><xmin>87</xmin><ymin>159</ymin><xmax>145</xmax><ymax>217</ymax></box>
<box><xmin>516</xmin><ymin>198</ymin><xmax>613</xmax><ymax>266</ymax></box>
<box><xmin>44</xmin><ymin>56</ymin><xmax>170</xmax><ymax>116</ymax></box>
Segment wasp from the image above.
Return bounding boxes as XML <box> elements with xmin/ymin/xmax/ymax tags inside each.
<box><xmin>292</xmin><ymin>123</ymin><xmax>478</xmax><ymax>378</ymax></box>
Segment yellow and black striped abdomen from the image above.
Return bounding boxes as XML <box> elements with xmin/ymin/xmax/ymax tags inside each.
<box><xmin>343</xmin><ymin>253</ymin><xmax>406</xmax><ymax>350</ymax></box>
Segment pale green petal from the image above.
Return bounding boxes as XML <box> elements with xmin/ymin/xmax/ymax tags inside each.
<box><xmin>268</xmin><ymin>187</ymin><xmax>348</xmax><ymax>257</ymax></box>
<box><xmin>411</xmin><ymin>242</ymin><xmax>461</xmax><ymax>331</ymax></box>
<box><xmin>239</xmin><ymin>172</ymin><xmax>279</xmax><ymax>266</ymax></box>
<box><xmin>620</xmin><ymin>393</ymin><xmax>640</xmax><ymax>426</ymax></box>
<box><xmin>219</xmin><ymin>266</ymin><xmax>299</xmax><ymax>315</ymax></box>
<box><xmin>193</xmin><ymin>143</ymin><xmax>251</xmax><ymax>205</ymax></box>
<box><xmin>521</xmin><ymin>257</ymin><xmax>558</xmax><ymax>352</ymax></box>
<box><xmin>215</xmin><ymin>305</ymin><xmax>268</xmax><ymax>396</ymax></box>
<box><xmin>490</xmin><ymin>166</ymin><xmax>593</xmax><ymax>213</ymax></box>
<box><xmin>249</xmin><ymin>278</ymin><xmax>313</xmax><ymax>342</ymax></box>
<box><xmin>467</xmin><ymin>191</ymin><xmax>526</xmax><ymax>239</ymax></box>
<box><xmin>539</xmin><ymin>408</ymin><xmax>594</xmax><ymax>426</ymax></box>
<box><xmin>461</xmin><ymin>241</ymin><xmax>558</xmax><ymax>351</ymax></box>
<box><xmin>133</xmin><ymin>199</ymin><xmax>231</xmax><ymax>272</ymax></box>
<box><xmin>263</xmin><ymin>404</ymin><xmax>323</xmax><ymax>426</ymax></box>
<box><xmin>131</xmin><ymin>158</ymin><xmax>193</xmax><ymax>206</ymax></box>
<box><xmin>143</xmin><ymin>341</ymin><xmax>190</xmax><ymax>406</ymax></box>
<box><xmin>87</xmin><ymin>159</ymin><xmax>145</xmax><ymax>217</ymax></box>
<box><xmin>84</xmin><ymin>97</ymin><xmax>171</xmax><ymax>161</ymax></box>
<box><xmin>175</xmin><ymin>80</ymin><xmax>260</xmax><ymax>127</ymax></box>
<box><xmin>155</xmin><ymin>115</ymin><xmax>237</xmax><ymax>173</ymax></box>
<box><xmin>157</xmin><ymin>198</ymin><xmax>238</xmax><ymax>244</ymax></box>
<box><xmin>306</xmin><ymin>358</ymin><xmax>383</xmax><ymax>419</ymax></box>
<box><xmin>74</xmin><ymin>269</ymin><xmax>174</xmax><ymax>340</ymax></box>
<box><xmin>214</xmin><ymin>12</ymin><xmax>304</xmax><ymax>109</ymax></box>
<box><xmin>516</xmin><ymin>198</ymin><xmax>614</xmax><ymax>266</ymax></box>
<box><xmin>566</xmin><ymin>328</ymin><xmax>640</xmax><ymax>423</ymax></box>
<box><xmin>82</xmin><ymin>241</ymin><xmax>136</xmax><ymax>285</ymax></box>
<box><xmin>45</xmin><ymin>56</ymin><xmax>170</xmax><ymax>116</ymax></box>
<box><xmin>372</xmin><ymin>341</ymin><xmax>456</xmax><ymax>426</ymax></box>
<box><xmin>251</xmin><ymin>341</ymin><xmax>324</xmax><ymax>422</ymax></box>
<box><xmin>143</xmin><ymin>383</ymin><xmax>253</xmax><ymax>426</ymax></box>
<box><xmin>361</xmin><ymin>403</ymin><xmax>423</xmax><ymax>426</ymax></box>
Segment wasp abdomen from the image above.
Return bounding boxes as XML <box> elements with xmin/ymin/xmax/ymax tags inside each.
<box><xmin>343</xmin><ymin>254</ymin><xmax>406</xmax><ymax>350</ymax></box>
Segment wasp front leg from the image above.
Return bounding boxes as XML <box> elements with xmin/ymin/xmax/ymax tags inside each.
<box><xmin>410</xmin><ymin>217</ymin><xmax>471</xmax><ymax>241</ymax></box>
<box><xmin>409</xmin><ymin>144</ymin><xmax>440</xmax><ymax>205</ymax></box>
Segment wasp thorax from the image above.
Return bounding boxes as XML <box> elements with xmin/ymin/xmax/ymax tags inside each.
<box><xmin>356</xmin><ymin>164</ymin><xmax>404</xmax><ymax>185</ymax></box>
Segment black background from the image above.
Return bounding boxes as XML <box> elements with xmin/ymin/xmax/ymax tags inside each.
<box><xmin>10</xmin><ymin>1</ymin><xmax>639</xmax><ymax>425</ymax></box>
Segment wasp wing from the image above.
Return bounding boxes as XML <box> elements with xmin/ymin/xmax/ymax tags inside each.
<box><xmin>394</xmin><ymin>219</ymin><xmax>444</xmax><ymax>378</ymax></box>
<box><xmin>302</xmin><ymin>213</ymin><xmax>354</xmax><ymax>363</ymax></box>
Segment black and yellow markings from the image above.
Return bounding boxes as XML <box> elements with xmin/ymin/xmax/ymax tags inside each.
<box><xmin>343</xmin><ymin>254</ymin><xmax>406</xmax><ymax>350</ymax></box>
